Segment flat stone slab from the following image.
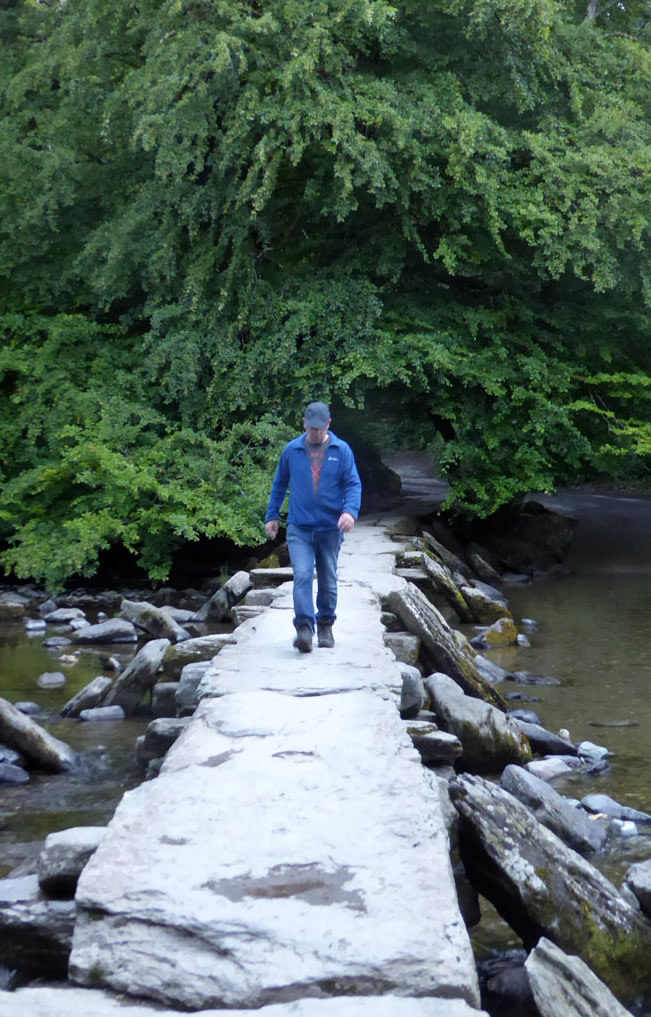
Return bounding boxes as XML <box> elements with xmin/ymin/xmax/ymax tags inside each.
<box><xmin>0</xmin><ymin>987</ymin><xmax>489</xmax><ymax>1017</ymax></box>
<box><xmin>71</xmin><ymin>688</ymin><xmax>480</xmax><ymax>1010</ymax></box>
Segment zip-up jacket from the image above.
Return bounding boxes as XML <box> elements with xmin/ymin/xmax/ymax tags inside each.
<box><xmin>265</xmin><ymin>431</ymin><xmax>362</xmax><ymax>530</ymax></box>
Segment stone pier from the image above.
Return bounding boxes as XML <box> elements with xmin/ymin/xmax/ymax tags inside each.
<box><xmin>0</xmin><ymin>515</ymin><xmax>487</xmax><ymax>1017</ymax></box>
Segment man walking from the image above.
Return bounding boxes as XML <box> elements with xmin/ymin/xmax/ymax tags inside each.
<box><xmin>264</xmin><ymin>402</ymin><xmax>362</xmax><ymax>653</ymax></box>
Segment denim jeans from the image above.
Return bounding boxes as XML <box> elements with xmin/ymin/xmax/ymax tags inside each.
<box><xmin>286</xmin><ymin>524</ymin><xmax>343</xmax><ymax>632</ymax></box>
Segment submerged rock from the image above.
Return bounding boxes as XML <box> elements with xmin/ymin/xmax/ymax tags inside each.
<box><xmin>581</xmin><ymin>794</ymin><xmax>651</xmax><ymax>825</ymax></box>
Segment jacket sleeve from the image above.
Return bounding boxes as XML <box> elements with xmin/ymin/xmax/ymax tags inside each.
<box><xmin>265</xmin><ymin>447</ymin><xmax>290</xmax><ymax>522</ymax></box>
<box><xmin>341</xmin><ymin>446</ymin><xmax>362</xmax><ymax>519</ymax></box>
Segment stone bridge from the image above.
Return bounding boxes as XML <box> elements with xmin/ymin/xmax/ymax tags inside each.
<box><xmin>0</xmin><ymin>513</ymin><xmax>488</xmax><ymax>1017</ymax></box>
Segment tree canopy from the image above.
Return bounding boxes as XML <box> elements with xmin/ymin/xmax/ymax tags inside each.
<box><xmin>1</xmin><ymin>0</ymin><xmax>650</xmax><ymax>586</ymax></box>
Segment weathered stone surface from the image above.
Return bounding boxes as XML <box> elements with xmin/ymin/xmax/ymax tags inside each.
<box><xmin>383</xmin><ymin>631</ymin><xmax>421</xmax><ymax>666</ymax></box>
<box><xmin>0</xmin><ymin>987</ymin><xmax>490</xmax><ymax>1017</ymax></box>
<box><xmin>450</xmin><ymin>773</ymin><xmax>651</xmax><ymax>1002</ymax></box>
<box><xmin>470</xmin><ymin>617</ymin><xmax>518</xmax><ymax>649</ymax></box>
<box><xmin>61</xmin><ymin>676</ymin><xmax>113</xmax><ymax>718</ymax></box>
<box><xmin>525</xmin><ymin>756</ymin><xmax>573</xmax><ymax>780</ymax></box>
<box><xmin>70</xmin><ymin>689</ymin><xmax>480</xmax><ymax>1011</ymax></box>
<box><xmin>424</xmin><ymin>673</ymin><xmax>531</xmax><ymax>773</ymax></box>
<box><xmin>232</xmin><ymin>604</ymin><xmax>266</xmax><ymax>626</ymax></box>
<box><xmin>0</xmin><ymin>873</ymin><xmax>75</xmax><ymax>975</ymax></box>
<box><xmin>244</xmin><ymin>588</ymin><xmax>285</xmax><ymax>607</ymax></box>
<box><xmin>387</xmin><ymin>584</ymin><xmax>508</xmax><ymax>710</ymax></box>
<box><xmin>104</xmin><ymin>639</ymin><xmax>170</xmax><ymax>716</ymax></box>
<box><xmin>162</xmin><ymin>634</ymin><xmax>235</xmax><ymax>678</ymax></box>
<box><xmin>500</xmin><ymin>765</ymin><xmax>607</xmax><ymax>856</ymax></box>
<box><xmin>193</xmin><ymin>571</ymin><xmax>252</xmax><ymax>622</ymax></box>
<box><xmin>73</xmin><ymin>619</ymin><xmax>138</xmax><ymax>644</ymax></box>
<box><xmin>250</xmin><ymin>566</ymin><xmax>295</xmax><ymax>587</ymax></box>
<box><xmin>151</xmin><ymin>682</ymin><xmax>179</xmax><ymax>719</ymax></box>
<box><xmin>525</xmin><ymin>937</ymin><xmax>635</xmax><ymax>1017</ymax></box>
<box><xmin>0</xmin><ymin>696</ymin><xmax>76</xmax><ymax>772</ymax></box>
<box><xmin>38</xmin><ymin>827</ymin><xmax>106</xmax><ymax>897</ymax></box>
<box><xmin>405</xmin><ymin>720</ymin><xmax>463</xmax><ymax>765</ymax></box>
<box><xmin>176</xmin><ymin>661</ymin><xmax>211</xmax><ymax>716</ymax></box>
<box><xmin>136</xmin><ymin>717</ymin><xmax>191</xmax><ymax>765</ymax></box>
<box><xmin>120</xmin><ymin>599</ymin><xmax>190</xmax><ymax>643</ymax></box>
<box><xmin>421</xmin><ymin>530</ymin><xmax>469</xmax><ymax>578</ymax></box>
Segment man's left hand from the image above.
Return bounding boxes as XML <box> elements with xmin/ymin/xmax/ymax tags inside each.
<box><xmin>338</xmin><ymin>512</ymin><xmax>356</xmax><ymax>533</ymax></box>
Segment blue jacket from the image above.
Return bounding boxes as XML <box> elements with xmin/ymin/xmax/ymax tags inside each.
<box><xmin>265</xmin><ymin>432</ymin><xmax>362</xmax><ymax>530</ymax></box>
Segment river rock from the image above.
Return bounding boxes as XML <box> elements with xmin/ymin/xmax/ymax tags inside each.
<box><xmin>120</xmin><ymin>599</ymin><xmax>190</xmax><ymax>643</ymax></box>
<box><xmin>43</xmin><ymin>635</ymin><xmax>72</xmax><ymax>647</ymax></box>
<box><xmin>0</xmin><ymin>594</ymin><xmax>27</xmax><ymax>620</ymax></box>
<box><xmin>0</xmin><ymin>697</ymin><xmax>76</xmax><ymax>772</ymax></box>
<box><xmin>400</xmin><ymin>665</ymin><xmax>426</xmax><ymax>719</ymax></box>
<box><xmin>38</xmin><ymin>598</ymin><xmax>57</xmax><ymax>616</ymax></box>
<box><xmin>473</xmin><ymin>654</ymin><xmax>509</xmax><ymax>684</ymax></box>
<box><xmin>176</xmin><ymin>662</ymin><xmax>211</xmax><ymax>716</ymax></box>
<box><xmin>14</xmin><ymin>701</ymin><xmax>40</xmax><ymax>716</ymax></box>
<box><xmin>514</xmin><ymin>721</ymin><xmax>577</xmax><ymax>757</ymax></box>
<box><xmin>161</xmin><ymin>606</ymin><xmax>196</xmax><ymax>624</ymax></box>
<box><xmin>624</xmin><ymin>860</ymin><xmax>651</xmax><ymax>918</ymax></box>
<box><xmin>525</xmin><ymin>757</ymin><xmax>573</xmax><ymax>780</ymax></box>
<box><xmin>450</xmin><ymin>773</ymin><xmax>651</xmax><ymax>1002</ymax></box>
<box><xmin>61</xmin><ymin>676</ymin><xmax>113</xmax><ymax>718</ymax></box>
<box><xmin>104</xmin><ymin>639</ymin><xmax>170</xmax><ymax>716</ymax></box>
<box><xmin>383</xmin><ymin>632</ymin><xmax>420</xmax><ymax>666</ymax></box>
<box><xmin>421</xmin><ymin>529</ymin><xmax>470</xmax><ymax>578</ymax></box>
<box><xmin>419</xmin><ymin>555</ymin><xmax>473</xmax><ymax>622</ymax></box>
<box><xmin>577</xmin><ymin>740</ymin><xmax>609</xmax><ymax>763</ymax></box>
<box><xmin>73</xmin><ymin>619</ymin><xmax>138</xmax><ymax>644</ymax></box>
<box><xmin>507</xmin><ymin>670</ymin><xmax>561</xmax><ymax>685</ymax></box>
<box><xmin>36</xmin><ymin>671</ymin><xmax>66</xmax><ymax>689</ymax></box>
<box><xmin>501</xmin><ymin>764</ymin><xmax>607</xmax><ymax>856</ymax></box>
<box><xmin>24</xmin><ymin>618</ymin><xmax>46</xmax><ymax>631</ymax></box>
<box><xmin>0</xmin><ymin>873</ymin><xmax>75</xmax><ymax>976</ymax></box>
<box><xmin>79</xmin><ymin>707</ymin><xmax>126</xmax><ymax>722</ymax></box>
<box><xmin>0</xmin><ymin>988</ymin><xmax>490</xmax><ymax>1017</ymax></box>
<box><xmin>424</xmin><ymin>673</ymin><xmax>531</xmax><ymax>773</ymax></box>
<box><xmin>387</xmin><ymin>584</ymin><xmax>507</xmax><ymax>710</ymax></box>
<box><xmin>38</xmin><ymin>827</ymin><xmax>106</xmax><ymax>897</ymax></box>
<box><xmin>249</xmin><ymin>566</ymin><xmax>294</xmax><ymax>588</ymax></box>
<box><xmin>525</xmin><ymin>937</ymin><xmax>636</xmax><ymax>1017</ymax></box>
<box><xmin>192</xmin><ymin>571</ymin><xmax>252</xmax><ymax>622</ymax></box>
<box><xmin>0</xmin><ymin>763</ymin><xmax>29</xmax><ymax>785</ymax></box>
<box><xmin>460</xmin><ymin>585</ymin><xmax>511</xmax><ymax>625</ymax></box>
<box><xmin>44</xmin><ymin>607</ymin><xmax>86</xmax><ymax>624</ymax></box>
<box><xmin>136</xmin><ymin>717</ymin><xmax>191</xmax><ymax>766</ymax></box>
<box><xmin>508</xmin><ymin>709</ymin><xmax>541</xmax><ymax>725</ymax></box>
<box><xmin>162</xmin><ymin>634</ymin><xmax>235</xmax><ymax>678</ymax></box>
<box><xmin>580</xmin><ymin>794</ymin><xmax>651</xmax><ymax>824</ymax></box>
<box><xmin>470</xmin><ymin>617</ymin><xmax>518</xmax><ymax>649</ymax></box>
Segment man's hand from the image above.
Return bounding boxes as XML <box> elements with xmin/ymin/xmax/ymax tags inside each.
<box><xmin>265</xmin><ymin>520</ymin><xmax>279</xmax><ymax>539</ymax></box>
<box><xmin>338</xmin><ymin>512</ymin><xmax>355</xmax><ymax>533</ymax></box>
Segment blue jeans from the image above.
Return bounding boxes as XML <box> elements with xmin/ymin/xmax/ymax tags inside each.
<box><xmin>286</xmin><ymin>524</ymin><xmax>343</xmax><ymax>632</ymax></box>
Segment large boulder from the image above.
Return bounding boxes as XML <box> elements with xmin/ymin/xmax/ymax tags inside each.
<box><xmin>450</xmin><ymin>773</ymin><xmax>651</xmax><ymax>1003</ymax></box>
<box><xmin>525</xmin><ymin>937</ymin><xmax>636</xmax><ymax>1017</ymax></box>
<box><xmin>501</xmin><ymin>764</ymin><xmax>607</xmax><ymax>856</ymax></box>
<box><xmin>104</xmin><ymin>639</ymin><xmax>170</xmax><ymax>716</ymax></box>
<box><xmin>459</xmin><ymin>584</ymin><xmax>512</xmax><ymax>625</ymax></box>
<box><xmin>0</xmin><ymin>697</ymin><xmax>76</xmax><ymax>772</ymax></box>
<box><xmin>162</xmin><ymin>634</ymin><xmax>235</xmax><ymax>678</ymax></box>
<box><xmin>120</xmin><ymin>599</ymin><xmax>190</xmax><ymax>643</ymax></box>
<box><xmin>386</xmin><ymin>583</ymin><xmax>508</xmax><ymax>710</ymax></box>
<box><xmin>419</xmin><ymin>555</ymin><xmax>473</xmax><ymax>622</ymax></box>
<box><xmin>61</xmin><ymin>676</ymin><xmax>113</xmax><ymax>718</ymax></box>
<box><xmin>424</xmin><ymin>673</ymin><xmax>531</xmax><ymax>773</ymax></box>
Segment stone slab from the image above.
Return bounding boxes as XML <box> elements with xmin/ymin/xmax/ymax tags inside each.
<box><xmin>71</xmin><ymin>687</ymin><xmax>480</xmax><ymax>1010</ymax></box>
<box><xmin>0</xmin><ymin>987</ymin><xmax>489</xmax><ymax>1017</ymax></box>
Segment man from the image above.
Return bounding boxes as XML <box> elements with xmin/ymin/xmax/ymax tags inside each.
<box><xmin>264</xmin><ymin>402</ymin><xmax>362</xmax><ymax>653</ymax></box>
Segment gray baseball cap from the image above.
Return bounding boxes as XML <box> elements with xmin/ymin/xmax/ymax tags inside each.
<box><xmin>304</xmin><ymin>402</ymin><xmax>331</xmax><ymax>427</ymax></box>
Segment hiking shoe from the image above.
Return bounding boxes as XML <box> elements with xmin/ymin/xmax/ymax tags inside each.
<box><xmin>317</xmin><ymin>623</ymin><xmax>335</xmax><ymax>648</ymax></box>
<box><xmin>293</xmin><ymin>624</ymin><xmax>313</xmax><ymax>653</ymax></box>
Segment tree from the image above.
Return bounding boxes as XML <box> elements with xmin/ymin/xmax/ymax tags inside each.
<box><xmin>1</xmin><ymin>0</ymin><xmax>650</xmax><ymax>586</ymax></box>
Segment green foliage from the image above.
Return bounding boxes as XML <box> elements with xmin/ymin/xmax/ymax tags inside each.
<box><xmin>1</xmin><ymin>0</ymin><xmax>651</xmax><ymax>585</ymax></box>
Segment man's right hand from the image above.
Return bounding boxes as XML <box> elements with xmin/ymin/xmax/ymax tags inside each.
<box><xmin>265</xmin><ymin>520</ymin><xmax>279</xmax><ymax>539</ymax></box>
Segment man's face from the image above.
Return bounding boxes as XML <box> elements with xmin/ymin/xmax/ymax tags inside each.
<box><xmin>303</xmin><ymin>417</ymin><xmax>331</xmax><ymax>444</ymax></box>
